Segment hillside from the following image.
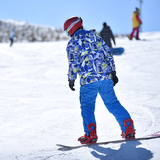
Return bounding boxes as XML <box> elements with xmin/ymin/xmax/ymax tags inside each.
<box><xmin>0</xmin><ymin>19</ymin><xmax>68</xmax><ymax>42</ymax></box>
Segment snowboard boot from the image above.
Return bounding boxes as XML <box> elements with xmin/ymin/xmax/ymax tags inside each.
<box><xmin>128</xmin><ymin>35</ymin><xmax>132</xmax><ymax>40</ymax></box>
<box><xmin>78</xmin><ymin>123</ymin><xmax>98</xmax><ymax>144</ymax></box>
<box><xmin>121</xmin><ymin>119</ymin><xmax>135</xmax><ymax>139</ymax></box>
<box><xmin>136</xmin><ymin>37</ymin><xmax>140</xmax><ymax>40</ymax></box>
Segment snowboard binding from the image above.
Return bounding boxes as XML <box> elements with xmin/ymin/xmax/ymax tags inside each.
<box><xmin>78</xmin><ymin>123</ymin><xmax>98</xmax><ymax>144</ymax></box>
<box><xmin>121</xmin><ymin>119</ymin><xmax>136</xmax><ymax>139</ymax></box>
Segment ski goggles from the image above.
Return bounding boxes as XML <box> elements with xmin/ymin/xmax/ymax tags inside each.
<box><xmin>64</xmin><ymin>17</ymin><xmax>81</xmax><ymax>36</ymax></box>
<box><xmin>64</xmin><ymin>29</ymin><xmax>69</xmax><ymax>36</ymax></box>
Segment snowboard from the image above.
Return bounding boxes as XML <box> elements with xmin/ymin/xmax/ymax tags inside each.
<box><xmin>136</xmin><ymin>39</ymin><xmax>146</xmax><ymax>41</ymax></box>
<box><xmin>109</xmin><ymin>47</ymin><xmax>124</xmax><ymax>55</ymax></box>
<box><xmin>128</xmin><ymin>36</ymin><xmax>146</xmax><ymax>41</ymax></box>
<box><xmin>57</xmin><ymin>131</ymin><xmax>160</xmax><ymax>150</ymax></box>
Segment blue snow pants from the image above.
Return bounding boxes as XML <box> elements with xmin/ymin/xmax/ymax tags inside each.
<box><xmin>80</xmin><ymin>79</ymin><xmax>131</xmax><ymax>136</ymax></box>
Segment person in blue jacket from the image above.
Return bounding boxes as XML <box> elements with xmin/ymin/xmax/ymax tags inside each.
<box><xmin>64</xmin><ymin>17</ymin><xmax>135</xmax><ymax>144</ymax></box>
<box><xmin>9</xmin><ymin>28</ymin><xmax>15</xmax><ymax>47</ymax></box>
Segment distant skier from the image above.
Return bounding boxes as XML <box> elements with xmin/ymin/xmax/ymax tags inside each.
<box><xmin>99</xmin><ymin>22</ymin><xmax>116</xmax><ymax>48</ymax></box>
<box><xmin>9</xmin><ymin>28</ymin><xmax>15</xmax><ymax>47</ymax></box>
<box><xmin>64</xmin><ymin>17</ymin><xmax>135</xmax><ymax>144</ymax></box>
<box><xmin>128</xmin><ymin>8</ymin><xmax>142</xmax><ymax>40</ymax></box>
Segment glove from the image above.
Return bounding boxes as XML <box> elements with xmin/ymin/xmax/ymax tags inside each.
<box><xmin>111</xmin><ymin>71</ymin><xmax>119</xmax><ymax>86</ymax></box>
<box><xmin>68</xmin><ymin>80</ymin><xmax>75</xmax><ymax>91</ymax></box>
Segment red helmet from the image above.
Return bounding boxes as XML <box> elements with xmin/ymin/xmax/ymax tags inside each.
<box><xmin>64</xmin><ymin>17</ymin><xmax>83</xmax><ymax>36</ymax></box>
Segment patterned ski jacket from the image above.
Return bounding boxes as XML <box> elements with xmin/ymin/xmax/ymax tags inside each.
<box><xmin>66</xmin><ymin>29</ymin><xmax>116</xmax><ymax>86</ymax></box>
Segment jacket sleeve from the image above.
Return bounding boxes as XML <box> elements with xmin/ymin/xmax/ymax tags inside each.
<box><xmin>136</xmin><ymin>14</ymin><xmax>142</xmax><ymax>23</ymax></box>
<box><xmin>110</xmin><ymin>29</ymin><xmax>116</xmax><ymax>45</ymax></box>
<box><xmin>102</xmin><ymin>40</ymin><xmax>116</xmax><ymax>72</ymax></box>
<box><xmin>66</xmin><ymin>41</ymin><xmax>80</xmax><ymax>81</ymax></box>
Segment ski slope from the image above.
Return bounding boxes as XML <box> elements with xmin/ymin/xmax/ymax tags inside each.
<box><xmin>0</xmin><ymin>32</ymin><xmax>160</xmax><ymax>160</ymax></box>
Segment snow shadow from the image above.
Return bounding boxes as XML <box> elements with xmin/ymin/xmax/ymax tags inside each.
<box><xmin>90</xmin><ymin>141</ymin><xmax>153</xmax><ymax>160</ymax></box>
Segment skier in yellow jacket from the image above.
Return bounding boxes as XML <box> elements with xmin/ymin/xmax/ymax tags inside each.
<box><xmin>128</xmin><ymin>8</ymin><xmax>142</xmax><ymax>40</ymax></box>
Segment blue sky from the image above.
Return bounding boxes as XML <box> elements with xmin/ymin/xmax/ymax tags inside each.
<box><xmin>0</xmin><ymin>0</ymin><xmax>160</xmax><ymax>34</ymax></box>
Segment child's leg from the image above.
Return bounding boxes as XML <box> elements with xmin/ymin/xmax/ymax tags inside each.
<box><xmin>136</xmin><ymin>27</ymin><xmax>140</xmax><ymax>39</ymax></box>
<box><xmin>80</xmin><ymin>83</ymin><xmax>98</xmax><ymax>136</ymax></box>
<box><xmin>98</xmin><ymin>80</ymin><xmax>133</xmax><ymax>133</ymax></box>
<box><xmin>130</xmin><ymin>28</ymin><xmax>136</xmax><ymax>39</ymax></box>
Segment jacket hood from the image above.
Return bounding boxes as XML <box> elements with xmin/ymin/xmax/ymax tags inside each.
<box><xmin>72</xmin><ymin>29</ymin><xmax>97</xmax><ymax>43</ymax></box>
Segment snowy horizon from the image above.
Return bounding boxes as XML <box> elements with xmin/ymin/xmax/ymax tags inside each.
<box><xmin>0</xmin><ymin>19</ymin><xmax>68</xmax><ymax>43</ymax></box>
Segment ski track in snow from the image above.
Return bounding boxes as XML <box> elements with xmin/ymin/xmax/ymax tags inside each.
<box><xmin>0</xmin><ymin>32</ymin><xmax>160</xmax><ymax>160</ymax></box>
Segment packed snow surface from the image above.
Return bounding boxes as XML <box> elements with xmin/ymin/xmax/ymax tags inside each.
<box><xmin>0</xmin><ymin>32</ymin><xmax>160</xmax><ymax>160</ymax></box>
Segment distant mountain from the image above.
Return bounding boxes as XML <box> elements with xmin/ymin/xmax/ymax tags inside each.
<box><xmin>0</xmin><ymin>19</ymin><xmax>68</xmax><ymax>42</ymax></box>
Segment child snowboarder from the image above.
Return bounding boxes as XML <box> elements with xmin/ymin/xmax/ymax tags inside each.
<box><xmin>128</xmin><ymin>7</ymin><xmax>142</xmax><ymax>40</ymax></box>
<box><xmin>64</xmin><ymin>17</ymin><xmax>135</xmax><ymax>144</ymax></box>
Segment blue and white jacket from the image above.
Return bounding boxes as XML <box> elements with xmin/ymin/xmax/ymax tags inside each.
<box><xmin>66</xmin><ymin>29</ymin><xmax>116</xmax><ymax>86</ymax></box>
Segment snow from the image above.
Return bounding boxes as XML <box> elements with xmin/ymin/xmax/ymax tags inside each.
<box><xmin>0</xmin><ymin>32</ymin><xmax>160</xmax><ymax>160</ymax></box>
